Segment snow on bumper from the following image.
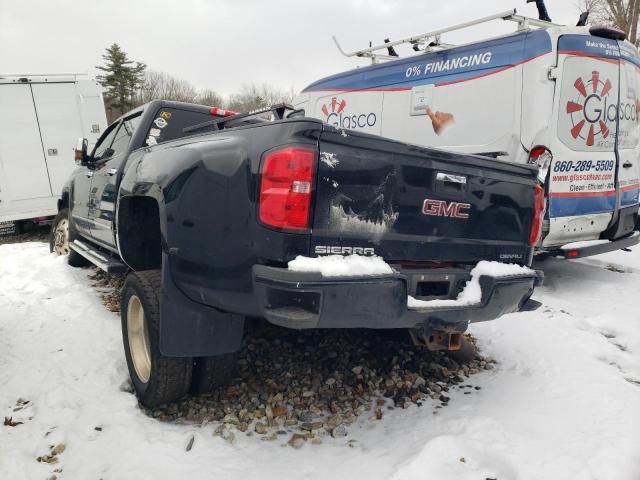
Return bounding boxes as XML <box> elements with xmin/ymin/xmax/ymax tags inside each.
<box><xmin>252</xmin><ymin>259</ymin><xmax>543</xmax><ymax>330</ymax></box>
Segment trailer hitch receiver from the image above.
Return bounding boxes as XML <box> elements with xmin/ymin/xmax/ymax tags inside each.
<box><xmin>410</xmin><ymin>329</ymin><xmax>463</xmax><ymax>351</ymax></box>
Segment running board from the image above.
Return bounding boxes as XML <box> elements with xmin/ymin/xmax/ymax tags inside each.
<box><xmin>70</xmin><ymin>240</ymin><xmax>128</xmax><ymax>274</ymax></box>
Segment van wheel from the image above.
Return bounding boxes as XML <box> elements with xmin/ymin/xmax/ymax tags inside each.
<box><xmin>190</xmin><ymin>353</ymin><xmax>239</xmax><ymax>395</ymax></box>
<box><xmin>121</xmin><ymin>270</ymin><xmax>193</xmax><ymax>407</ymax></box>
<box><xmin>49</xmin><ymin>208</ymin><xmax>90</xmax><ymax>267</ymax></box>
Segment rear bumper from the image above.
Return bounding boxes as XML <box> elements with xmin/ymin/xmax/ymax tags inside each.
<box><xmin>253</xmin><ymin>265</ymin><xmax>543</xmax><ymax>332</ymax></box>
<box><xmin>552</xmin><ymin>231</ymin><xmax>639</xmax><ymax>260</ymax></box>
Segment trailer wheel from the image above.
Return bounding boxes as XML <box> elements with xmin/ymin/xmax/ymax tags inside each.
<box><xmin>49</xmin><ymin>209</ymin><xmax>89</xmax><ymax>267</ymax></box>
<box><xmin>190</xmin><ymin>353</ymin><xmax>239</xmax><ymax>395</ymax></box>
<box><xmin>121</xmin><ymin>270</ymin><xmax>193</xmax><ymax>407</ymax></box>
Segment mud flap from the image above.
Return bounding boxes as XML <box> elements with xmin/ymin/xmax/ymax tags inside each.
<box><xmin>159</xmin><ymin>255</ymin><xmax>244</xmax><ymax>357</ymax></box>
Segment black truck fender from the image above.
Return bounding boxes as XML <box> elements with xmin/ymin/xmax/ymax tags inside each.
<box><xmin>116</xmin><ymin>139</ymin><xmax>252</xmax><ymax>356</ymax></box>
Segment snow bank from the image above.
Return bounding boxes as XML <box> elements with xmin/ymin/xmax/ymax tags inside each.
<box><xmin>288</xmin><ymin>254</ymin><xmax>393</xmax><ymax>277</ymax></box>
<box><xmin>408</xmin><ymin>261</ymin><xmax>534</xmax><ymax>309</ymax></box>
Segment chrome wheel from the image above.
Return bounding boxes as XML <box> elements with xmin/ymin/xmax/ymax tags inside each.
<box><xmin>127</xmin><ymin>295</ymin><xmax>151</xmax><ymax>383</ymax></box>
<box><xmin>53</xmin><ymin>218</ymin><xmax>70</xmax><ymax>255</ymax></box>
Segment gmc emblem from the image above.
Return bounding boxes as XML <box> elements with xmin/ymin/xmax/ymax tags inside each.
<box><xmin>422</xmin><ymin>199</ymin><xmax>471</xmax><ymax>219</ymax></box>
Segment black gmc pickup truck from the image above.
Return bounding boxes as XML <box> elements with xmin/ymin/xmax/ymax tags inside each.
<box><xmin>51</xmin><ymin>100</ymin><xmax>544</xmax><ymax>407</ymax></box>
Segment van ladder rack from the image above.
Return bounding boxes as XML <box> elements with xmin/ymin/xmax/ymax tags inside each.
<box><xmin>332</xmin><ymin>9</ymin><xmax>561</xmax><ymax>64</ymax></box>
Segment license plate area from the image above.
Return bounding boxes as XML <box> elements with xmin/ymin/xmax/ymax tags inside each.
<box><xmin>401</xmin><ymin>269</ymin><xmax>471</xmax><ymax>301</ymax></box>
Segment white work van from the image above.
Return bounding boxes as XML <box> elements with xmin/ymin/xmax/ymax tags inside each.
<box><xmin>0</xmin><ymin>75</ymin><xmax>107</xmax><ymax>226</ymax></box>
<box><xmin>295</xmin><ymin>9</ymin><xmax>640</xmax><ymax>258</ymax></box>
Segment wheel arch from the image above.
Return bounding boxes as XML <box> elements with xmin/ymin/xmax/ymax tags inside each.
<box><xmin>57</xmin><ymin>189</ymin><xmax>70</xmax><ymax>211</ymax></box>
<box><xmin>117</xmin><ymin>195</ymin><xmax>163</xmax><ymax>271</ymax></box>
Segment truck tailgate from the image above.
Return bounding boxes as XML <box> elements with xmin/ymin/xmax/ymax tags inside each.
<box><xmin>312</xmin><ymin>126</ymin><xmax>539</xmax><ymax>264</ymax></box>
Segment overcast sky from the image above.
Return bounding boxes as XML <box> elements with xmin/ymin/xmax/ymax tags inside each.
<box><xmin>0</xmin><ymin>0</ymin><xmax>584</xmax><ymax>96</ymax></box>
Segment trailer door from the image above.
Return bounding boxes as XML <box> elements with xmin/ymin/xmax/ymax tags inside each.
<box><xmin>31</xmin><ymin>82</ymin><xmax>83</xmax><ymax>197</ymax></box>
<box><xmin>545</xmin><ymin>35</ymin><xmax>621</xmax><ymax>247</ymax></box>
<box><xmin>0</xmin><ymin>83</ymin><xmax>52</xmax><ymax>202</ymax></box>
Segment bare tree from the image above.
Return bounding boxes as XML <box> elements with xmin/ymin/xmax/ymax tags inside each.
<box><xmin>138</xmin><ymin>70</ymin><xmax>199</xmax><ymax>104</ymax></box>
<box><xmin>128</xmin><ymin>69</ymin><xmax>297</xmax><ymax>114</ymax></box>
<box><xmin>578</xmin><ymin>0</ymin><xmax>640</xmax><ymax>46</ymax></box>
<box><xmin>196</xmin><ymin>89</ymin><xmax>225</xmax><ymax>107</ymax></box>
<box><xmin>226</xmin><ymin>83</ymin><xmax>297</xmax><ymax>112</ymax></box>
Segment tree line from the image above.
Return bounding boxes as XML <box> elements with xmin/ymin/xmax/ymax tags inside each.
<box><xmin>96</xmin><ymin>44</ymin><xmax>296</xmax><ymax>122</ymax></box>
<box><xmin>580</xmin><ymin>0</ymin><xmax>639</xmax><ymax>46</ymax></box>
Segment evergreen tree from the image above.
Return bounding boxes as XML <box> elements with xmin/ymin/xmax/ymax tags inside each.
<box><xmin>96</xmin><ymin>44</ymin><xmax>146</xmax><ymax>118</ymax></box>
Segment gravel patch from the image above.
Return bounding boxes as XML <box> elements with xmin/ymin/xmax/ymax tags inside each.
<box><xmin>143</xmin><ymin>327</ymin><xmax>493</xmax><ymax>444</ymax></box>
<box><xmin>88</xmin><ymin>269</ymin><xmax>125</xmax><ymax>312</ymax></box>
<box><xmin>89</xmin><ymin>263</ymin><xmax>496</xmax><ymax>445</ymax></box>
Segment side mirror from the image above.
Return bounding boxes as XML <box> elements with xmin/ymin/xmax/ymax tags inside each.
<box><xmin>74</xmin><ymin>138</ymin><xmax>89</xmax><ymax>166</ymax></box>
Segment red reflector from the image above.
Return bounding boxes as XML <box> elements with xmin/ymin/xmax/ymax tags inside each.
<box><xmin>529</xmin><ymin>185</ymin><xmax>545</xmax><ymax>246</ymax></box>
<box><xmin>529</xmin><ymin>146</ymin><xmax>547</xmax><ymax>161</ymax></box>
<box><xmin>259</xmin><ymin>147</ymin><xmax>315</xmax><ymax>231</ymax></box>
<box><xmin>567</xmin><ymin>250</ymin><xmax>579</xmax><ymax>258</ymax></box>
<box><xmin>210</xmin><ymin>107</ymin><xmax>237</xmax><ymax>117</ymax></box>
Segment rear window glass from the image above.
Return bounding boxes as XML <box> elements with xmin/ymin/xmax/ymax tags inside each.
<box><xmin>557</xmin><ymin>56</ymin><xmax>620</xmax><ymax>152</ymax></box>
<box><xmin>144</xmin><ymin>108</ymin><xmax>212</xmax><ymax>146</ymax></box>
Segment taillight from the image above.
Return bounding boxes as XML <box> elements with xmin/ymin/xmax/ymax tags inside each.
<box><xmin>210</xmin><ymin>107</ymin><xmax>237</xmax><ymax>117</ymax></box>
<box><xmin>259</xmin><ymin>146</ymin><xmax>315</xmax><ymax>231</ymax></box>
<box><xmin>528</xmin><ymin>146</ymin><xmax>553</xmax><ymax>184</ymax></box>
<box><xmin>529</xmin><ymin>184</ymin><xmax>545</xmax><ymax>246</ymax></box>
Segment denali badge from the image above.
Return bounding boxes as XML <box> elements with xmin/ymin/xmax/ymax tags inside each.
<box><xmin>499</xmin><ymin>253</ymin><xmax>523</xmax><ymax>260</ymax></box>
<box><xmin>422</xmin><ymin>199</ymin><xmax>471</xmax><ymax>219</ymax></box>
<box><xmin>314</xmin><ymin>246</ymin><xmax>375</xmax><ymax>256</ymax></box>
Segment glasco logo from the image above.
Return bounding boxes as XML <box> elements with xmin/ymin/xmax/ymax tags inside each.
<box><xmin>321</xmin><ymin>97</ymin><xmax>377</xmax><ymax>129</ymax></box>
<box><xmin>566</xmin><ymin>71</ymin><xmax>637</xmax><ymax>147</ymax></box>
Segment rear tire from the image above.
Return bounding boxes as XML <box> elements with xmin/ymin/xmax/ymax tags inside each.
<box><xmin>190</xmin><ymin>353</ymin><xmax>239</xmax><ymax>395</ymax></box>
<box><xmin>49</xmin><ymin>208</ymin><xmax>90</xmax><ymax>267</ymax></box>
<box><xmin>121</xmin><ymin>270</ymin><xmax>193</xmax><ymax>407</ymax></box>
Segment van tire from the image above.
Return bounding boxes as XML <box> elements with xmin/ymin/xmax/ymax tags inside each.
<box><xmin>190</xmin><ymin>353</ymin><xmax>239</xmax><ymax>395</ymax></box>
<box><xmin>121</xmin><ymin>270</ymin><xmax>193</xmax><ymax>407</ymax></box>
<box><xmin>49</xmin><ymin>208</ymin><xmax>90</xmax><ymax>267</ymax></box>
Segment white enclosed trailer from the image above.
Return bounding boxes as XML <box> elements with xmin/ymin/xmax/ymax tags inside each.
<box><xmin>0</xmin><ymin>74</ymin><xmax>107</xmax><ymax>225</ymax></box>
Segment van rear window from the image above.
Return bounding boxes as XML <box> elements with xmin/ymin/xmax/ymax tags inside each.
<box><xmin>144</xmin><ymin>108</ymin><xmax>212</xmax><ymax>146</ymax></box>
<box><xmin>557</xmin><ymin>56</ymin><xmax>619</xmax><ymax>152</ymax></box>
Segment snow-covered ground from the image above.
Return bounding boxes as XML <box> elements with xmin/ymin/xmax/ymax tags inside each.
<box><xmin>1</xmin><ymin>242</ymin><xmax>639</xmax><ymax>480</ymax></box>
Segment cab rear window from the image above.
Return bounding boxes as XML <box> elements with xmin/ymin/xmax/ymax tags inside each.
<box><xmin>144</xmin><ymin>108</ymin><xmax>212</xmax><ymax>146</ymax></box>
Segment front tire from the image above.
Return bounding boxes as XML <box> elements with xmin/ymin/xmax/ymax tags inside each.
<box><xmin>49</xmin><ymin>208</ymin><xmax>90</xmax><ymax>267</ymax></box>
<box><xmin>121</xmin><ymin>270</ymin><xmax>193</xmax><ymax>407</ymax></box>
